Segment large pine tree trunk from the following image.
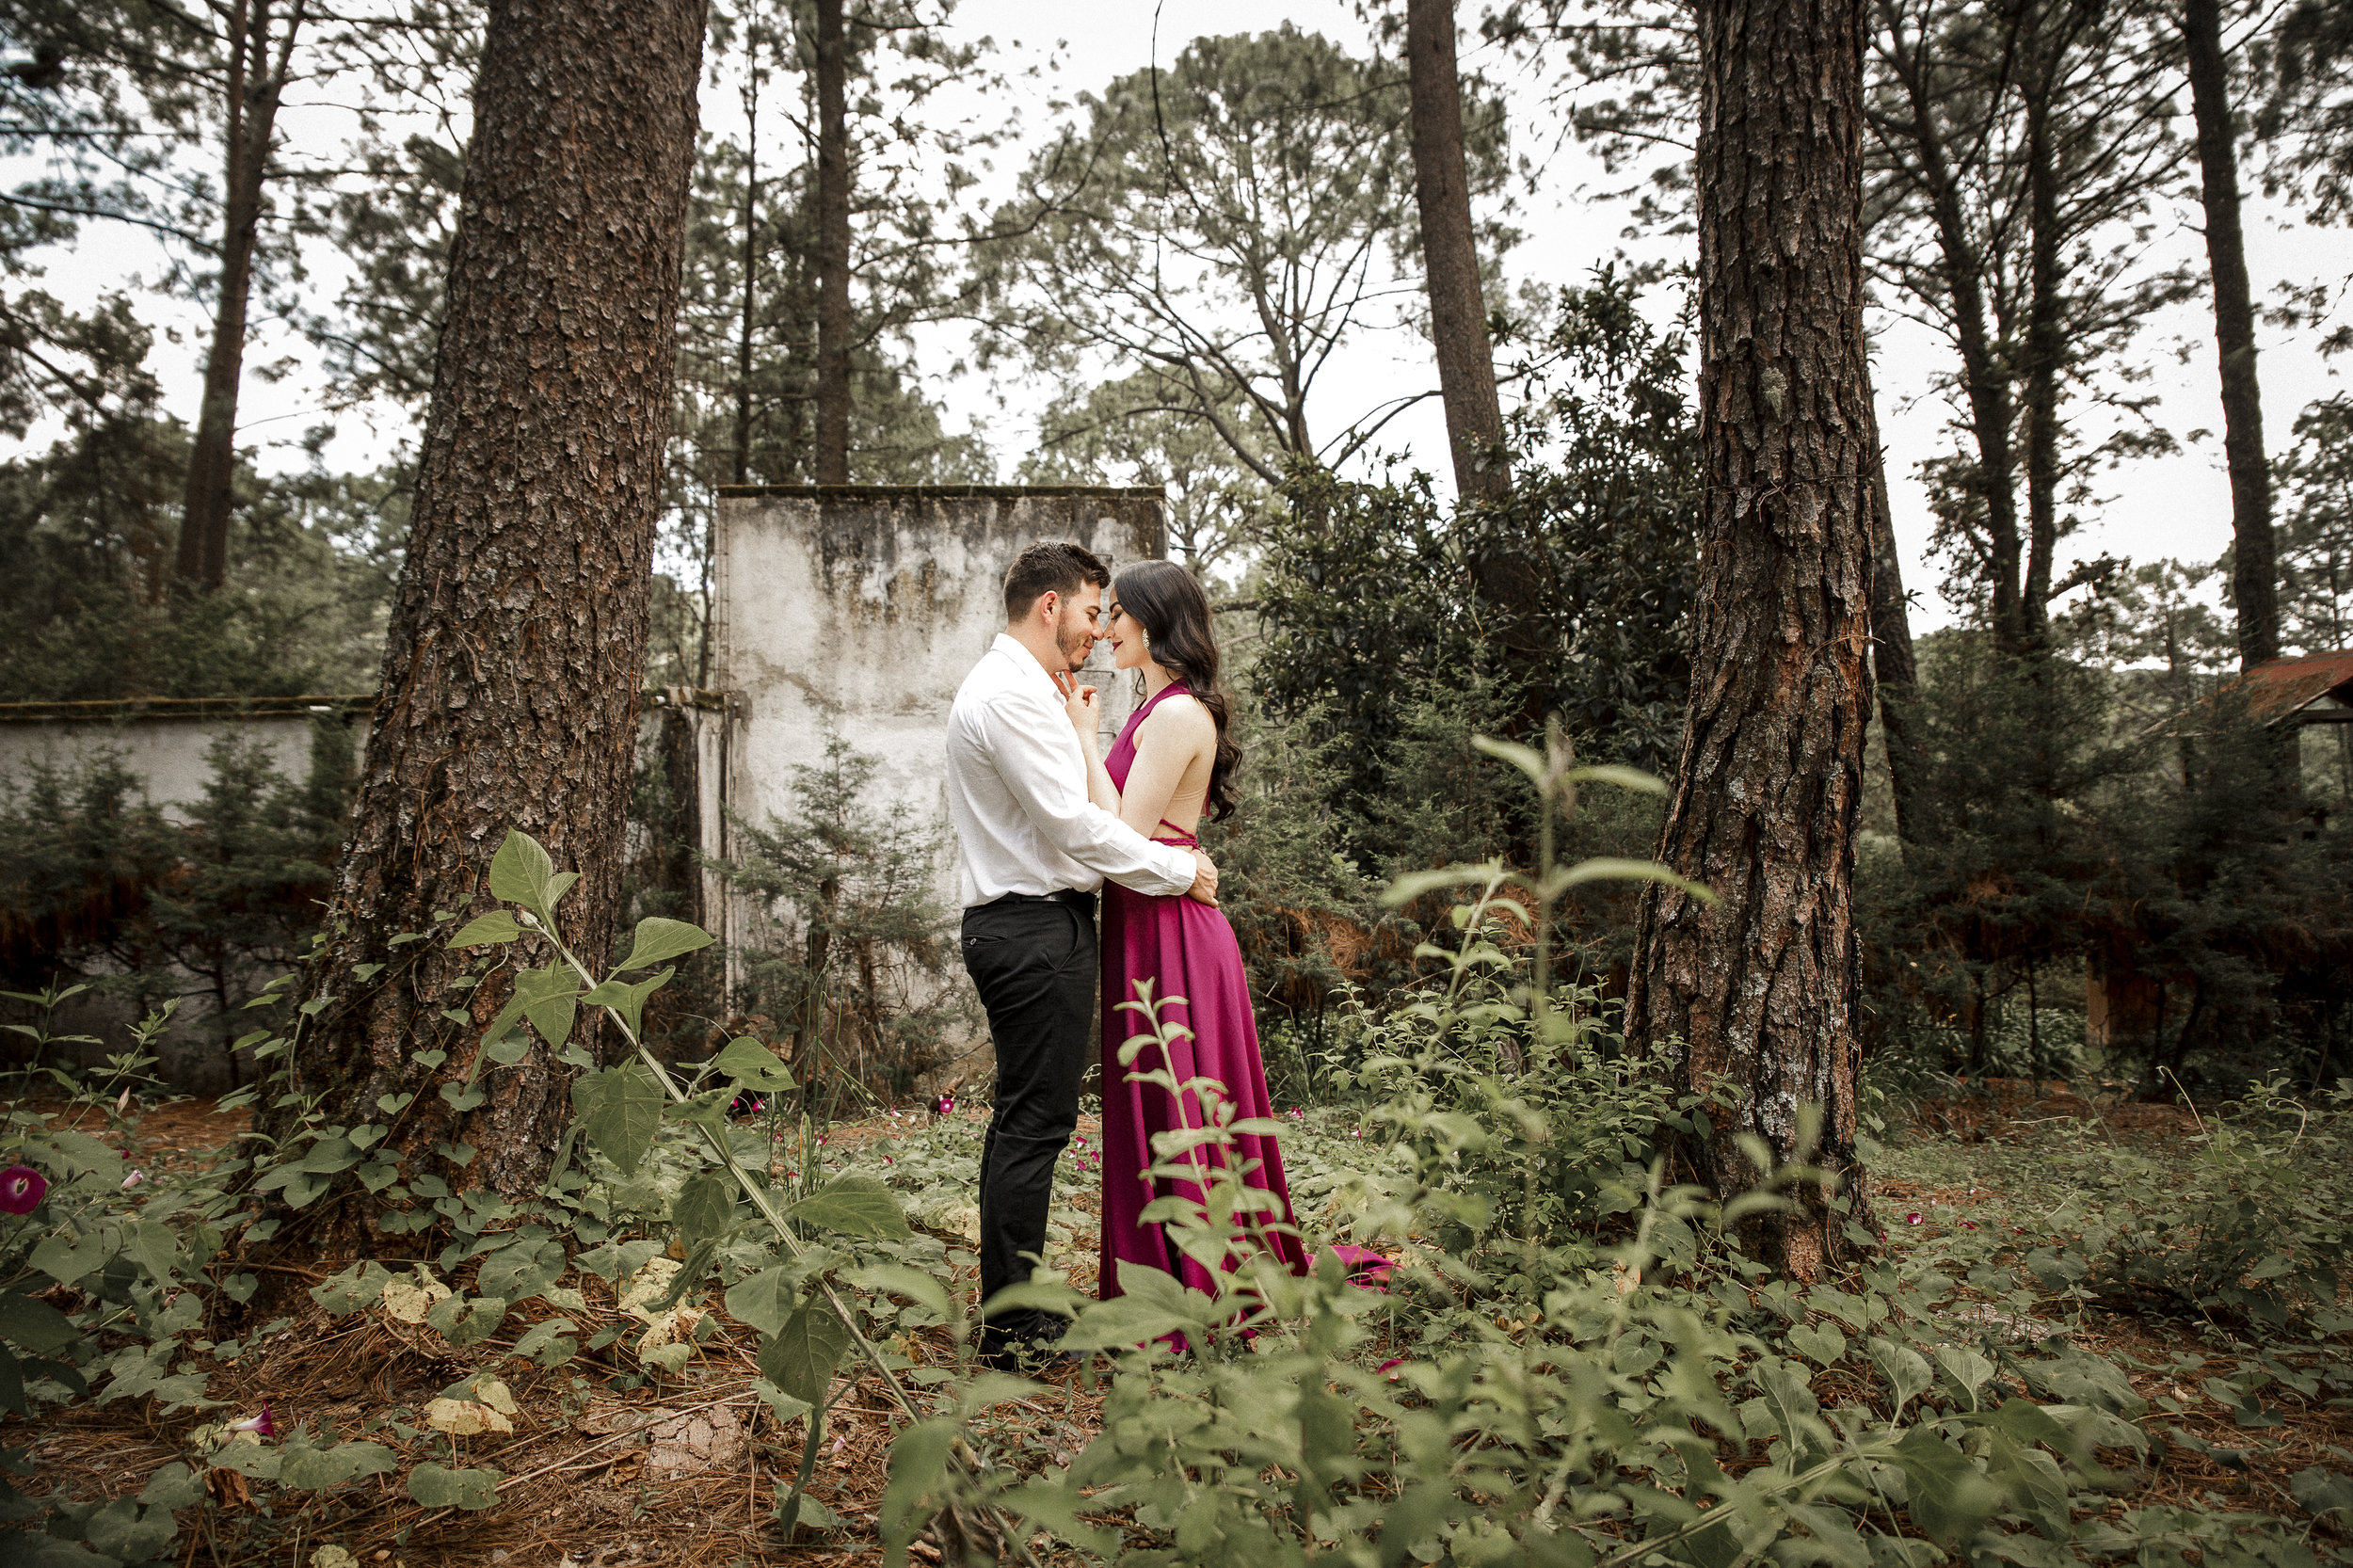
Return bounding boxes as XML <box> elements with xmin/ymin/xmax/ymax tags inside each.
<box><xmin>177</xmin><ymin>0</ymin><xmax>299</xmax><ymax>593</ymax></box>
<box><xmin>1405</xmin><ymin>0</ymin><xmax>1508</xmax><ymax>503</ymax></box>
<box><xmin>1627</xmin><ymin>0</ymin><xmax>1876</xmax><ymax>1280</ymax></box>
<box><xmin>2185</xmin><ymin>0</ymin><xmax>2279</xmax><ymax>668</ymax></box>
<box><xmin>264</xmin><ymin>0</ymin><xmax>707</xmax><ymax>1208</ymax></box>
<box><xmin>812</xmin><ymin>0</ymin><xmax>852</xmax><ymax>484</ymax></box>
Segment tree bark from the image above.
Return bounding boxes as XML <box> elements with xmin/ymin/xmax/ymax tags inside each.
<box><xmin>1626</xmin><ymin>0</ymin><xmax>1876</xmax><ymax>1280</ymax></box>
<box><xmin>1405</xmin><ymin>0</ymin><xmax>1508</xmax><ymax>503</ymax></box>
<box><xmin>734</xmin><ymin>40</ymin><xmax>760</xmax><ymax>489</ymax></box>
<box><xmin>2020</xmin><ymin>65</ymin><xmax>2063</xmax><ymax>651</ymax></box>
<box><xmin>264</xmin><ymin>0</ymin><xmax>707</xmax><ymax>1208</ymax></box>
<box><xmin>1863</xmin><ymin>356</ymin><xmax>1927</xmax><ymax>848</ymax></box>
<box><xmin>177</xmin><ymin>0</ymin><xmax>301</xmax><ymax>593</ymax></box>
<box><xmin>2185</xmin><ymin>0</ymin><xmax>2279</xmax><ymax>668</ymax></box>
<box><xmin>812</xmin><ymin>0</ymin><xmax>852</xmax><ymax>484</ymax></box>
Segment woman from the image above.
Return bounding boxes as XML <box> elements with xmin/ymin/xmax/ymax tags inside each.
<box><xmin>1062</xmin><ymin>559</ymin><xmax>1313</xmax><ymax>1302</ymax></box>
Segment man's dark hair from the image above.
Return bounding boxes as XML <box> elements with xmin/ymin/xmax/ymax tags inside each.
<box><xmin>1002</xmin><ymin>540</ymin><xmax>1110</xmax><ymax>622</ymax></box>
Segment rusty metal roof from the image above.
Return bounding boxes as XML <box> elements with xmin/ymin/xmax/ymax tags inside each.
<box><xmin>2237</xmin><ymin>650</ymin><xmax>2353</xmax><ymax>726</ymax></box>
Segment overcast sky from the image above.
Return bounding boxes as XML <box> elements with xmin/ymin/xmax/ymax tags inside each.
<box><xmin>26</xmin><ymin>0</ymin><xmax>2351</xmax><ymax>641</ymax></box>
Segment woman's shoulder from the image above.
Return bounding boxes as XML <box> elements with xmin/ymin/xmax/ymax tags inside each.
<box><xmin>1137</xmin><ymin>691</ymin><xmax>1215</xmax><ymax>744</ymax></box>
<box><xmin>1142</xmin><ymin>690</ymin><xmax>1213</xmax><ymax>726</ymax></box>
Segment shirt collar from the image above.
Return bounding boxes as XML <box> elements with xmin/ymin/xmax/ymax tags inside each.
<box><xmin>991</xmin><ymin>632</ymin><xmax>1063</xmax><ymax>700</ymax></box>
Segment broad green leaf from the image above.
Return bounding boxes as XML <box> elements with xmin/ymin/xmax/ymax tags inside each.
<box><xmin>726</xmin><ymin>1267</ymin><xmax>799</xmax><ymax>1337</ymax></box>
<box><xmin>581</xmin><ymin>968</ymin><xmax>672</xmax><ymax>1039</ymax></box>
<box><xmin>748</xmin><ymin>1376</ymin><xmax>812</xmax><ymax>1424</ymax></box>
<box><xmin>477</xmin><ymin>1237</ymin><xmax>566</xmax><ymax>1304</ymax></box>
<box><xmin>672</xmin><ymin>1175</ymin><xmax>735</xmax><ymax>1247</ymax></box>
<box><xmin>0</xmin><ymin>1291</ymin><xmax>76</xmax><ymax>1353</ymax></box>
<box><xmin>569</xmin><ymin>1062</ymin><xmax>665</xmax><ymax>1177</ymax></box>
<box><xmin>309</xmin><ymin>1261</ymin><xmax>393</xmax><ymax>1316</ymax></box>
<box><xmin>789</xmin><ymin>1176</ymin><xmax>911</xmax><ymax>1240</ymax></box>
<box><xmin>1891</xmin><ymin>1427</ymin><xmax>2006</xmax><ymax>1546</ymax></box>
<box><xmin>1546</xmin><ymin>857</ymin><xmax>1718</xmax><ymax>902</ymax></box>
<box><xmin>451</xmin><ymin>911</ymin><xmax>520</xmax><ymax>948</ymax></box>
<box><xmin>847</xmin><ymin>1262</ymin><xmax>952</xmax><ymax>1321</ymax></box>
<box><xmin>616</xmin><ymin>917</ymin><xmax>714</xmax><ymax>972</ymax></box>
<box><xmin>1470</xmin><ymin>734</ymin><xmax>1550</xmax><ymax>789</ymax></box>
<box><xmin>508</xmin><ymin>1319</ymin><xmax>577</xmax><ymax>1368</ymax></box>
<box><xmin>205</xmin><ymin>1439</ymin><xmax>281</xmax><ymax>1480</ymax></box>
<box><xmin>407</xmin><ymin>1462</ymin><xmax>501</xmax><ymax>1511</ymax></box>
<box><xmin>1561</xmin><ymin>762</ymin><xmax>1667</xmax><ymax>793</ymax></box>
<box><xmin>280</xmin><ymin>1439</ymin><xmax>398</xmax><ymax>1491</ymax></box>
<box><xmin>708</xmin><ymin>1035</ymin><xmax>796</xmax><ymax>1090</ymax></box>
<box><xmin>1865</xmin><ymin>1336</ymin><xmax>1932</xmax><ymax>1414</ymax></box>
<box><xmin>296</xmin><ymin>1136</ymin><xmax>364</xmax><ymax>1175</ymax></box>
<box><xmin>1379</xmin><ymin>861</ymin><xmax>1506</xmax><ymax>908</ymax></box>
<box><xmin>512</xmin><ymin>967</ymin><xmax>583</xmax><ymax>1053</ymax></box>
<box><xmin>137</xmin><ymin>1463</ymin><xmax>202</xmax><ymax>1510</ymax></box>
<box><xmin>880</xmin><ymin>1418</ymin><xmax>960</xmax><ymax>1558</ymax></box>
<box><xmin>486</xmin><ymin>830</ymin><xmax>554</xmax><ymax>911</ymax></box>
<box><xmin>123</xmin><ymin>1221</ymin><xmax>179</xmax><ymax>1282</ymax></box>
<box><xmin>760</xmin><ymin>1301</ymin><xmax>852</xmax><ymax>1406</ymax></box>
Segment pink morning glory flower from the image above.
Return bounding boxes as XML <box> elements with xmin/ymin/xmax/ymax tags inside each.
<box><xmin>121</xmin><ymin>1170</ymin><xmax>145</xmax><ymax>1189</ymax></box>
<box><xmin>228</xmin><ymin>1403</ymin><xmax>275</xmax><ymax>1438</ymax></box>
<box><xmin>0</xmin><ymin>1165</ymin><xmax>44</xmax><ymax>1214</ymax></box>
<box><xmin>1905</xmin><ymin>1213</ymin><xmax>1922</xmax><ymax>1224</ymax></box>
<box><xmin>1378</xmin><ymin>1358</ymin><xmax>1405</xmax><ymax>1381</ymax></box>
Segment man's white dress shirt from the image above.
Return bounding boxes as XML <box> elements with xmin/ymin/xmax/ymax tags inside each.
<box><xmin>946</xmin><ymin>633</ymin><xmax>1196</xmax><ymax>907</ymax></box>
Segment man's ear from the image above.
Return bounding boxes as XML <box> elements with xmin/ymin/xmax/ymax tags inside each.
<box><xmin>1035</xmin><ymin>589</ymin><xmax>1059</xmax><ymax>624</ymax></box>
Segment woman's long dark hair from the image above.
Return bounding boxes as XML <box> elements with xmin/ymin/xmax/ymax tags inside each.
<box><xmin>1112</xmin><ymin>559</ymin><xmax>1241</xmax><ymax>822</ymax></box>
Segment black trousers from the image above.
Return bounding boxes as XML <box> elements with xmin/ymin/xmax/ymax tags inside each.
<box><xmin>961</xmin><ymin>892</ymin><xmax>1096</xmax><ymax>1345</ymax></box>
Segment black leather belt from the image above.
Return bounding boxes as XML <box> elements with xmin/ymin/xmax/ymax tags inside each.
<box><xmin>984</xmin><ymin>888</ymin><xmax>1095</xmax><ymax>911</ymax></box>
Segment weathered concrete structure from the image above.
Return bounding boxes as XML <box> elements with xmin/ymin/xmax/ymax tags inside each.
<box><xmin>0</xmin><ymin>696</ymin><xmax>372</xmax><ymax>824</ymax></box>
<box><xmin>708</xmin><ymin>485</ymin><xmax>1167</xmax><ymax>957</ymax></box>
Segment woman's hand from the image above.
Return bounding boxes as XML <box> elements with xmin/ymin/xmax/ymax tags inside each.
<box><xmin>1059</xmin><ymin>674</ymin><xmax>1102</xmax><ymax>746</ymax></box>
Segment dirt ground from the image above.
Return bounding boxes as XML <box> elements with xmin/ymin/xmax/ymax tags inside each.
<box><xmin>12</xmin><ymin>1081</ymin><xmax>2352</xmax><ymax>1563</ymax></box>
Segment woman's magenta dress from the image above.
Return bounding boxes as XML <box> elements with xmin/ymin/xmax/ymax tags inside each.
<box><xmin>1097</xmin><ymin>681</ymin><xmax>1313</xmax><ymax>1300</ymax></box>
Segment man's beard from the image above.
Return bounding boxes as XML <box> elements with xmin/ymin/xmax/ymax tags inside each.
<box><xmin>1055</xmin><ymin>611</ymin><xmax>1095</xmax><ymax>671</ymax></box>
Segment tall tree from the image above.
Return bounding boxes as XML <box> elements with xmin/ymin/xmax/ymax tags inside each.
<box><xmin>1405</xmin><ymin>0</ymin><xmax>1509</xmax><ymax>502</ymax></box>
<box><xmin>1625</xmin><ymin>0</ymin><xmax>1877</xmax><ymax>1278</ymax></box>
<box><xmin>811</xmin><ymin>0</ymin><xmax>850</xmax><ymax>482</ymax></box>
<box><xmin>2181</xmin><ymin>0</ymin><xmax>2278</xmax><ymax>667</ymax></box>
<box><xmin>977</xmin><ymin>26</ymin><xmax>1508</xmax><ymax>484</ymax></box>
<box><xmin>176</xmin><ymin>0</ymin><xmax>307</xmax><ymax>593</ymax></box>
<box><xmin>265</xmin><ymin>0</ymin><xmax>707</xmax><ymax>1206</ymax></box>
<box><xmin>1865</xmin><ymin>0</ymin><xmax>2188</xmax><ymax>655</ymax></box>
<box><xmin>1863</xmin><ymin>355</ymin><xmax>1927</xmax><ymax>846</ymax></box>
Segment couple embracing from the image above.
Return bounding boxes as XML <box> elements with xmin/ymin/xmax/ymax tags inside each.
<box><xmin>944</xmin><ymin>541</ymin><xmax>1312</xmax><ymax>1371</ymax></box>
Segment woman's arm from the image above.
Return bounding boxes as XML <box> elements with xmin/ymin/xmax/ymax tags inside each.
<box><xmin>1118</xmin><ymin>697</ymin><xmax>1213</xmax><ymax>840</ymax></box>
<box><xmin>1063</xmin><ymin>680</ymin><xmax>1123</xmax><ymax>813</ymax></box>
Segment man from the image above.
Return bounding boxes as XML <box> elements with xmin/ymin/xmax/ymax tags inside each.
<box><xmin>944</xmin><ymin>540</ymin><xmax>1218</xmax><ymax>1371</ymax></box>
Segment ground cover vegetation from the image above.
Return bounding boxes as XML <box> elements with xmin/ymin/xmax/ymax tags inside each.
<box><xmin>2</xmin><ymin>0</ymin><xmax>2352</xmax><ymax>1559</ymax></box>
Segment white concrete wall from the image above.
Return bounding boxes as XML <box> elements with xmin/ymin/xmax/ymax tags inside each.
<box><xmin>711</xmin><ymin>486</ymin><xmax>1166</xmax><ymax>958</ymax></box>
<box><xmin>0</xmin><ymin>709</ymin><xmax>363</xmax><ymax>822</ymax></box>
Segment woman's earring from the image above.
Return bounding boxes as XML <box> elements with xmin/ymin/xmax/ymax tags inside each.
<box><xmin>1141</xmin><ymin>628</ymin><xmax>1151</xmax><ymax>653</ymax></box>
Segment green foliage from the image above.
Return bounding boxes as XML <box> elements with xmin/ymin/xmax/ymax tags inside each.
<box><xmin>1254</xmin><ymin>270</ymin><xmax>1698</xmax><ymax>840</ymax></box>
<box><xmin>707</xmin><ymin>730</ymin><xmax>971</xmax><ymax>1109</ymax></box>
<box><xmin>0</xmin><ymin>422</ymin><xmax>405</xmax><ymax>703</ymax></box>
<box><xmin>0</xmin><ymin>725</ymin><xmax>352</xmax><ymax>1085</ymax></box>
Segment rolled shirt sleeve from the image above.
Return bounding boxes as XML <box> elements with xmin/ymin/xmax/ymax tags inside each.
<box><xmin>978</xmin><ymin>693</ymin><xmax>1197</xmax><ymax>898</ymax></box>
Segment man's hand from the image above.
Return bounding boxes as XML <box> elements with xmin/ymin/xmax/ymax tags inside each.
<box><xmin>1185</xmin><ymin>849</ymin><xmax>1220</xmax><ymax>907</ymax></box>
